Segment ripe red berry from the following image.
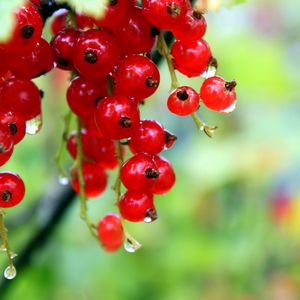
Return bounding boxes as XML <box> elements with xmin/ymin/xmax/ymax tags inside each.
<box><xmin>0</xmin><ymin>78</ymin><xmax>41</xmax><ymax>121</ymax></box>
<box><xmin>200</xmin><ymin>76</ymin><xmax>237</xmax><ymax>111</ymax></box>
<box><xmin>50</xmin><ymin>9</ymin><xmax>68</xmax><ymax>35</ymax></box>
<box><xmin>98</xmin><ymin>213</ymin><xmax>124</xmax><ymax>252</ymax></box>
<box><xmin>0</xmin><ymin>172</ymin><xmax>25</xmax><ymax>208</ymax></box>
<box><xmin>167</xmin><ymin>86</ymin><xmax>200</xmax><ymax>116</ymax></box>
<box><xmin>111</xmin><ymin>7</ymin><xmax>155</xmax><ymax>56</ymax></box>
<box><xmin>142</xmin><ymin>0</ymin><xmax>188</xmax><ymax>30</ymax></box>
<box><xmin>120</xmin><ymin>153</ymin><xmax>159</xmax><ymax>191</ymax></box>
<box><xmin>171</xmin><ymin>39</ymin><xmax>211</xmax><ymax>77</ymax></box>
<box><xmin>73</xmin><ymin>29</ymin><xmax>120</xmax><ymax>79</ymax></box>
<box><xmin>6</xmin><ymin>38</ymin><xmax>54</xmax><ymax>79</ymax></box>
<box><xmin>119</xmin><ymin>190</ymin><xmax>156</xmax><ymax>222</ymax></box>
<box><xmin>51</xmin><ymin>28</ymin><xmax>79</xmax><ymax>70</ymax></box>
<box><xmin>94</xmin><ymin>0</ymin><xmax>128</xmax><ymax>27</ymax></box>
<box><xmin>150</xmin><ymin>156</ymin><xmax>175</xmax><ymax>194</ymax></box>
<box><xmin>129</xmin><ymin>120</ymin><xmax>165</xmax><ymax>155</ymax></box>
<box><xmin>0</xmin><ymin>148</ymin><xmax>13</xmax><ymax>167</ymax></box>
<box><xmin>67</xmin><ymin>130</ymin><xmax>118</xmax><ymax>170</ymax></box>
<box><xmin>95</xmin><ymin>95</ymin><xmax>140</xmax><ymax>140</ymax></box>
<box><xmin>0</xmin><ymin>4</ymin><xmax>43</xmax><ymax>53</ymax></box>
<box><xmin>171</xmin><ymin>10</ymin><xmax>207</xmax><ymax>42</ymax></box>
<box><xmin>67</xmin><ymin>76</ymin><xmax>107</xmax><ymax>118</ymax></box>
<box><xmin>0</xmin><ymin>109</ymin><xmax>26</xmax><ymax>145</ymax></box>
<box><xmin>71</xmin><ymin>163</ymin><xmax>107</xmax><ymax>198</ymax></box>
<box><xmin>113</xmin><ymin>55</ymin><xmax>160</xmax><ymax>100</ymax></box>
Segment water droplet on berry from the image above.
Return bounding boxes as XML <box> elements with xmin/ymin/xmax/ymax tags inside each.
<box><xmin>59</xmin><ymin>176</ymin><xmax>69</xmax><ymax>186</ymax></box>
<box><xmin>4</xmin><ymin>265</ymin><xmax>16</xmax><ymax>280</ymax></box>
<box><xmin>0</xmin><ymin>245</ymin><xmax>7</xmax><ymax>252</ymax></box>
<box><xmin>124</xmin><ymin>237</ymin><xmax>142</xmax><ymax>253</ymax></box>
<box><xmin>220</xmin><ymin>101</ymin><xmax>237</xmax><ymax>114</ymax></box>
<box><xmin>201</xmin><ymin>58</ymin><xmax>217</xmax><ymax>79</ymax></box>
<box><xmin>26</xmin><ymin>114</ymin><xmax>42</xmax><ymax>135</ymax></box>
<box><xmin>144</xmin><ymin>208</ymin><xmax>158</xmax><ymax>223</ymax></box>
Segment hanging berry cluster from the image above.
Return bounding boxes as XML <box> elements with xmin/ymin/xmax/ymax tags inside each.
<box><xmin>0</xmin><ymin>0</ymin><xmax>237</xmax><ymax>279</ymax></box>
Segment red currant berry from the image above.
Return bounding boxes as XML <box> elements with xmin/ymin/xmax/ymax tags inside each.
<box><xmin>50</xmin><ymin>9</ymin><xmax>68</xmax><ymax>35</ymax></box>
<box><xmin>67</xmin><ymin>76</ymin><xmax>107</xmax><ymax>118</ymax></box>
<box><xmin>98</xmin><ymin>213</ymin><xmax>124</xmax><ymax>252</ymax></box>
<box><xmin>113</xmin><ymin>55</ymin><xmax>160</xmax><ymax>100</ymax></box>
<box><xmin>200</xmin><ymin>76</ymin><xmax>237</xmax><ymax>111</ymax></box>
<box><xmin>94</xmin><ymin>0</ymin><xmax>127</xmax><ymax>27</ymax></box>
<box><xmin>0</xmin><ymin>78</ymin><xmax>41</xmax><ymax>121</ymax></box>
<box><xmin>171</xmin><ymin>39</ymin><xmax>211</xmax><ymax>77</ymax></box>
<box><xmin>119</xmin><ymin>190</ymin><xmax>156</xmax><ymax>222</ymax></box>
<box><xmin>0</xmin><ymin>4</ymin><xmax>43</xmax><ymax>53</ymax></box>
<box><xmin>73</xmin><ymin>29</ymin><xmax>120</xmax><ymax>79</ymax></box>
<box><xmin>81</xmin><ymin>117</ymin><xmax>104</xmax><ymax>138</ymax></box>
<box><xmin>167</xmin><ymin>86</ymin><xmax>200</xmax><ymax>116</ymax></box>
<box><xmin>120</xmin><ymin>153</ymin><xmax>159</xmax><ymax>191</ymax></box>
<box><xmin>129</xmin><ymin>120</ymin><xmax>165</xmax><ymax>155</ymax></box>
<box><xmin>71</xmin><ymin>163</ymin><xmax>107</xmax><ymax>198</ymax></box>
<box><xmin>95</xmin><ymin>95</ymin><xmax>140</xmax><ymax>140</ymax></box>
<box><xmin>0</xmin><ymin>147</ymin><xmax>13</xmax><ymax>167</ymax></box>
<box><xmin>6</xmin><ymin>38</ymin><xmax>54</xmax><ymax>79</ymax></box>
<box><xmin>50</xmin><ymin>28</ymin><xmax>79</xmax><ymax>70</ymax></box>
<box><xmin>0</xmin><ymin>109</ymin><xmax>26</xmax><ymax>145</ymax></box>
<box><xmin>0</xmin><ymin>125</ymin><xmax>14</xmax><ymax>154</ymax></box>
<box><xmin>171</xmin><ymin>9</ymin><xmax>207</xmax><ymax>42</ymax></box>
<box><xmin>142</xmin><ymin>0</ymin><xmax>188</xmax><ymax>30</ymax></box>
<box><xmin>0</xmin><ymin>172</ymin><xmax>25</xmax><ymax>208</ymax></box>
<box><xmin>111</xmin><ymin>7</ymin><xmax>155</xmax><ymax>56</ymax></box>
<box><xmin>150</xmin><ymin>156</ymin><xmax>175</xmax><ymax>194</ymax></box>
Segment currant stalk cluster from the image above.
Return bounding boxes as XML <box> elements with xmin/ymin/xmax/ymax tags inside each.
<box><xmin>0</xmin><ymin>0</ymin><xmax>237</xmax><ymax>278</ymax></box>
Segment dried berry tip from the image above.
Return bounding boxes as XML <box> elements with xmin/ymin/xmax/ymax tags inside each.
<box><xmin>119</xmin><ymin>117</ymin><xmax>132</xmax><ymax>128</ymax></box>
<box><xmin>1</xmin><ymin>191</ymin><xmax>12</xmax><ymax>202</ymax></box>
<box><xmin>84</xmin><ymin>51</ymin><xmax>98</xmax><ymax>64</ymax></box>
<box><xmin>176</xmin><ymin>89</ymin><xmax>189</xmax><ymax>101</ymax></box>
<box><xmin>57</xmin><ymin>57</ymin><xmax>69</xmax><ymax>67</ymax></box>
<box><xmin>145</xmin><ymin>168</ymin><xmax>160</xmax><ymax>179</ymax></box>
<box><xmin>193</xmin><ymin>10</ymin><xmax>203</xmax><ymax>20</ymax></box>
<box><xmin>9</xmin><ymin>124</ymin><xmax>18</xmax><ymax>135</ymax></box>
<box><xmin>166</xmin><ymin>3</ymin><xmax>181</xmax><ymax>17</ymax></box>
<box><xmin>225</xmin><ymin>80</ymin><xmax>237</xmax><ymax>92</ymax></box>
<box><xmin>145</xmin><ymin>208</ymin><xmax>158</xmax><ymax>222</ymax></box>
<box><xmin>146</xmin><ymin>77</ymin><xmax>158</xmax><ymax>88</ymax></box>
<box><xmin>20</xmin><ymin>25</ymin><xmax>34</xmax><ymax>39</ymax></box>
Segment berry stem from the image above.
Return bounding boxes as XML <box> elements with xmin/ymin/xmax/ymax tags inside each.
<box><xmin>158</xmin><ymin>31</ymin><xmax>218</xmax><ymax>137</ymax></box>
<box><xmin>113</xmin><ymin>141</ymin><xmax>123</xmax><ymax>204</ymax></box>
<box><xmin>75</xmin><ymin>117</ymin><xmax>98</xmax><ymax>240</ymax></box>
<box><xmin>157</xmin><ymin>32</ymin><xmax>179</xmax><ymax>90</ymax></box>
<box><xmin>54</xmin><ymin>110</ymin><xmax>73</xmax><ymax>178</ymax></box>
<box><xmin>0</xmin><ymin>210</ymin><xmax>16</xmax><ymax>270</ymax></box>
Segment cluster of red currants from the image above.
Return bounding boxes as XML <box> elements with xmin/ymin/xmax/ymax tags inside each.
<box><xmin>0</xmin><ymin>0</ymin><xmax>237</xmax><ymax>256</ymax></box>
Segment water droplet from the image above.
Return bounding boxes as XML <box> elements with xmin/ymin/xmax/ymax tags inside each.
<box><xmin>220</xmin><ymin>101</ymin><xmax>237</xmax><ymax>114</ymax></box>
<box><xmin>26</xmin><ymin>114</ymin><xmax>43</xmax><ymax>135</ymax></box>
<box><xmin>9</xmin><ymin>252</ymin><xmax>17</xmax><ymax>259</ymax></box>
<box><xmin>144</xmin><ymin>208</ymin><xmax>158</xmax><ymax>223</ymax></box>
<box><xmin>0</xmin><ymin>245</ymin><xmax>7</xmax><ymax>252</ymax></box>
<box><xmin>124</xmin><ymin>237</ymin><xmax>142</xmax><ymax>253</ymax></box>
<box><xmin>4</xmin><ymin>265</ymin><xmax>16</xmax><ymax>280</ymax></box>
<box><xmin>59</xmin><ymin>176</ymin><xmax>69</xmax><ymax>186</ymax></box>
<box><xmin>201</xmin><ymin>58</ymin><xmax>217</xmax><ymax>79</ymax></box>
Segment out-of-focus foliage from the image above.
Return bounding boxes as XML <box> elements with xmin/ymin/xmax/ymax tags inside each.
<box><xmin>0</xmin><ymin>0</ymin><xmax>25</xmax><ymax>42</ymax></box>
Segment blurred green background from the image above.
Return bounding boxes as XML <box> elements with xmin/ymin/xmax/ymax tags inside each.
<box><xmin>2</xmin><ymin>0</ymin><xmax>300</xmax><ymax>299</ymax></box>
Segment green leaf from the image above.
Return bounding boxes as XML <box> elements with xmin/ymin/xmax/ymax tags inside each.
<box><xmin>0</xmin><ymin>0</ymin><xmax>25</xmax><ymax>43</ymax></box>
<box><xmin>57</xmin><ymin>0</ymin><xmax>108</xmax><ymax>19</ymax></box>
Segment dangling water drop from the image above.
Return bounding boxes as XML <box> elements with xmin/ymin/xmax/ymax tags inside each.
<box><xmin>26</xmin><ymin>114</ymin><xmax>43</xmax><ymax>135</ymax></box>
<box><xmin>220</xmin><ymin>101</ymin><xmax>237</xmax><ymax>114</ymax></box>
<box><xmin>59</xmin><ymin>176</ymin><xmax>69</xmax><ymax>186</ymax></box>
<box><xmin>144</xmin><ymin>208</ymin><xmax>158</xmax><ymax>223</ymax></box>
<box><xmin>0</xmin><ymin>244</ymin><xmax>7</xmax><ymax>252</ymax></box>
<box><xmin>124</xmin><ymin>237</ymin><xmax>142</xmax><ymax>253</ymax></box>
<box><xmin>201</xmin><ymin>57</ymin><xmax>218</xmax><ymax>79</ymax></box>
<box><xmin>9</xmin><ymin>252</ymin><xmax>18</xmax><ymax>259</ymax></box>
<box><xmin>4</xmin><ymin>265</ymin><xmax>16</xmax><ymax>280</ymax></box>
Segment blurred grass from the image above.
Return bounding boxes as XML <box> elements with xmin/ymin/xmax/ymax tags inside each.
<box><xmin>1</xmin><ymin>0</ymin><xmax>300</xmax><ymax>299</ymax></box>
